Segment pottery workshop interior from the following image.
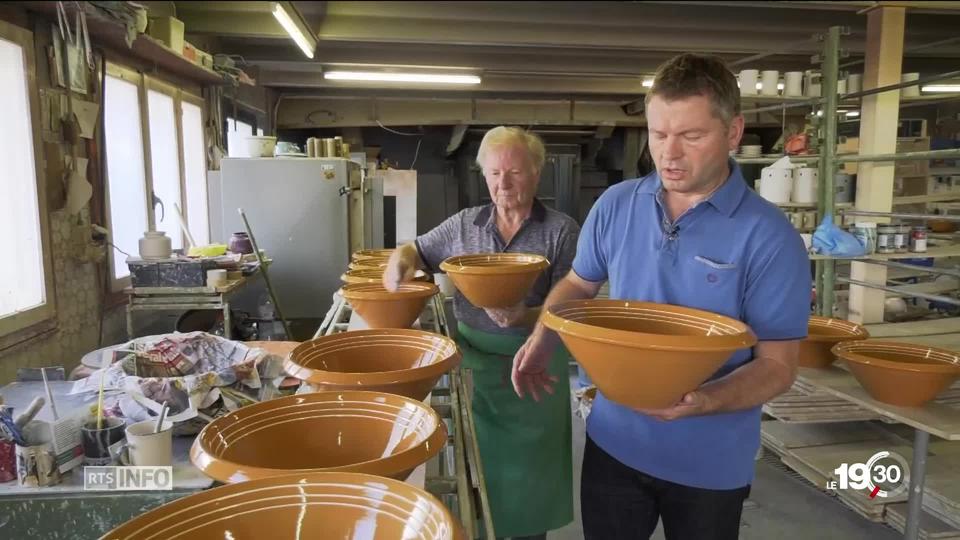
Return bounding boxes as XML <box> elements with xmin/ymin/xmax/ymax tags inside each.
<box><xmin>4</xmin><ymin>1</ymin><xmax>960</xmax><ymax>539</ymax></box>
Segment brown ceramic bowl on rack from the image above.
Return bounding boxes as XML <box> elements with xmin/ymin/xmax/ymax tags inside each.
<box><xmin>799</xmin><ymin>316</ymin><xmax>870</xmax><ymax>368</ymax></box>
<box><xmin>340</xmin><ymin>268</ymin><xmax>429</xmax><ymax>285</ymax></box>
<box><xmin>832</xmin><ymin>340</ymin><xmax>960</xmax><ymax>407</ymax></box>
<box><xmin>542</xmin><ymin>299</ymin><xmax>757</xmax><ymax>409</ymax></box>
<box><xmin>283</xmin><ymin>329</ymin><xmax>461</xmax><ymax>401</ymax></box>
<box><xmin>348</xmin><ymin>260</ymin><xmax>389</xmax><ymax>270</ymax></box>
<box><xmin>351</xmin><ymin>249</ymin><xmax>395</xmax><ymax>263</ymax></box>
<box><xmin>101</xmin><ymin>471</ymin><xmax>465</xmax><ymax>539</ymax></box>
<box><xmin>340</xmin><ymin>282</ymin><xmax>439</xmax><ymax>329</ymax></box>
<box><xmin>439</xmin><ymin>253</ymin><xmax>549</xmax><ymax>308</ymax></box>
<box><xmin>190</xmin><ymin>390</ymin><xmax>446</xmax><ymax>483</ymax></box>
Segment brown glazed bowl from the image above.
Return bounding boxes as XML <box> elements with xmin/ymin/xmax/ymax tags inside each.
<box><xmin>439</xmin><ymin>253</ymin><xmax>549</xmax><ymax>308</ymax></box>
<box><xmin>102</xmin><ymin>471</ymin><xmax>465</xmax><ymax>539</ymax></box>
<box><xmin>340</xmin><ymin>268</ymin><xmax>429</xmax><ymax>284</ymax></box>
<box><xmin>284</xmin><ymin>329</ymin><xmax>461</xmax><ymax>401</ymax></box>
<box><xmin>351</xmin><ymin>249</ymin><xmax>395</xmax><ymax>263</ymax></box>
<box><xmin>341</xmin><ymin>282</ymin><xmax>439</xmax><ymax>328</ymax></box>
<box><xmin>243</xmin><ymin>341</ymin><xmax>300</xmax><ymax>359</ymax></box>
<box><xmin>833</xmin><ymin>340</ymin><xmax>960</xmax><ymax>407</ymax></box>
<box><xmin>190</xmin><ymin>391</ymin><xmax>447</xmax><ymax>483</ymax></box>
<box><xmin>799</xmin><ymin>316</ymin><xmax>870</xmax><ymax>368</ymax></box>
<box><xmin>348</xmin><ymin>259</ymin><xmax>388</xmax><ymax>270</ymax></box>
<box><xmin>542</xmin><ymin>299</ymin><xmax>757</xmax><ymax>409</ymax></box>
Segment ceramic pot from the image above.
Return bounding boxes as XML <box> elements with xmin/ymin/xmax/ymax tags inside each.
<box><xmin>340</xmin><ymin>282</ymin><xmax>439</xmax><ymax>329</ymax></box>
<box><xmin>138</xmin><ymin>231</ymin><xmax>172</xmax><ymax>260</ymax></box>
<box><xmin>228</xmin><ymin>232</ymin><xmax>253</xmax><ymax>254</ymax></box>
<box><xmin>798</xmin><ymin>316</ymin><xmax>869</xmax><ymax>368</ymax></box>
<box><xmin>439</xmin><ymin>253</ymin><xmax>549</xmax><ymax>308</ymax></box>
<box><xmin>284</xmin><ymin>329</ymin><xmax>461</xmax><ymax>401</ymax></box>
<box><xmin>348</xmin><ymin>260</ymin><xmax>389</xmax><ymax>271</ymax></box>
<box><xmin>739</xmin><ymin>69</ymin><xmax>759</xmax><ymax>96</ymax></box>
<box><xmin>541</xmin><ymin>299</ymin><xmax>757</xmax><ymax>409</ymax></box>
<box><xmin>760</xmin><ymin>70</ymin><xmax>780</xmax><ymax>96</ymax></box>
<box><xmin>101</xmin><ymin>471</ymin><xmax>465</xmax><ymax>540</ymax></box>
<box><xmin>833</xmin><ymin>340</ymin><xmax>960</xmax><ymax>407</ymax></box>
<box><xmin>190</xmin><ymin>391</ymin><xmax>447</xmax><ymax>483</ymax></box>
<box><xmin>792</xmin><ymin>167</ymin><xmax>819</xmax><ymax>204</ymax></box>
<box><xmin>784</xmin><ymin>71</ymin><xmax>804</xmax><ymax>97</ymax></box>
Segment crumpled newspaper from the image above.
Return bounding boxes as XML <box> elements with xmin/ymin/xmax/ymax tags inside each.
<box><xmin>71</xmin><ymin>332</ymin><xmax>286</xmax><ymax>431</ymax></box>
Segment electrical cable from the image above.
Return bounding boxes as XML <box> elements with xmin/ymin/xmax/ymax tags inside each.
<box><xmin>377</xmin><ymin>120</ymin><xmax>420</xmax><ymax>136</ymax></box>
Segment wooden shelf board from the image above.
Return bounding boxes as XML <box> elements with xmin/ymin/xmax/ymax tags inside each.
<box><xmin>894</xmin><ymin>192</ymin><xmax>960</xmax><ymax>205</ymax></box>
<box><xmin>810</xmin><ymin>244</ymin><xmax>960</xmax><ymax>261</ymax></box>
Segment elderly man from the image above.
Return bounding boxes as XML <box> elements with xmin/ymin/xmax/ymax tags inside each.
<box><xmin>384</xmin><ymin>126</ymin><xmax>578</xmax><ymax>540</ymax></box>
<box><xmin>513</xmin><ymin>54</ymin><xmax>811</xmax><ymax>539</ymax></box>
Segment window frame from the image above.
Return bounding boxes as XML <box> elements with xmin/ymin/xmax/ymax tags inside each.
<box><xmin>0</xmin><ymin>20</ymin><xmax>57</xmax><ymax>339</ymax></box>
<box><xmin>102</xmin><ymin>62</ymin><xmax>207</xmax><ymax>292</ymax></box>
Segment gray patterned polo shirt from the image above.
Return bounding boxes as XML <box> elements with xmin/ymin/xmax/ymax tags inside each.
<box><xmin>415</xmin><ymin>199</ymin><xmax>581</xmax><ymax>335</ymax></box>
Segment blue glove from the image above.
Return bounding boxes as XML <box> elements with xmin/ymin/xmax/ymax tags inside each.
<box><xmin>812</xmin><ymin>214</ymin><xmax>868</xmax><ymax>257</ymax></box>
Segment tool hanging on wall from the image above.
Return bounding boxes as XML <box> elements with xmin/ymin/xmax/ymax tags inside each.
<box><xmin>238</xmin><ymin>208</ymin><xmax>292</xmax><ymax>340</ymax></box>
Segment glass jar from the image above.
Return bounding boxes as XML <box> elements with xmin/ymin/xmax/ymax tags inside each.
<box><xmin>876</xmin><ymin>225</ymin><xmax>897</xmax><ymax>254</ymax></box>
<box><xmin>910</xmin><ymin>226</ymin><xmax>928</xmax><ymax>253</ymax></box>
<box><xmin>894</xmin><ymin>223</ymin><xmax>909</xmax><ymax>253</ymax></box>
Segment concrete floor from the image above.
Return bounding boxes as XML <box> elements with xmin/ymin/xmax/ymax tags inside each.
<box><xmin>549</xmin><ymin>376</ymin><xmax>902</xmax><ymax>540</ymax></box>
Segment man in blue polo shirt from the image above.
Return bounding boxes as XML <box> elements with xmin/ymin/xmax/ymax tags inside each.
<box><xmin>511</xmin><ymin>54</ymin><xmax>811</xmax><ymax>539</ymax></box>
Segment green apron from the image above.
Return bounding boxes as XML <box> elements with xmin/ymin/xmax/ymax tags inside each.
<box><xmin>457</xmin><ymin>322</ymin><xmax>573</xmax><ymax>538</ymax></box>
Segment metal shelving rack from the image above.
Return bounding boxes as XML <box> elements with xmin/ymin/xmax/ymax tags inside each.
<box><xmin>739</xmin><ymin>25</ymin><xmax>960</xmax><ymax>540</ymax></box>
<box><xmin>313</xmin><ymin>293</ymin><xmax>495</xmax><ymax>540</ymax></box>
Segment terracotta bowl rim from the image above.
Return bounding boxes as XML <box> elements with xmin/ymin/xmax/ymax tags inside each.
<box><xmin>340</xmin><ymin>282</ymin><xmax>439</xmax><ymax>301</ymax></box>
<box><xmin>284</xmin><ymin>329</ymin><xmax>461</xmax><ymax>384</ymax></box>
<box><xmin>806</xmin><ymin>316</ymin><xmax>870</xmax><ymax>343</ymax></box>
<box><xmin>190</xmin><ymin>391</ymin><xmax>447</xmax><ymax>484</ymax></box>
<box><xmin>348</xmin><ymin>260</ymin><xmax>389</xmax><ymax>270</ymax></box>
<box><xmin>542</xmin><ymin>299</ymin><xmax>757</xmax><ymax>352</ymax></box>
<box><xmin>439</xmin><ymin>253</ymin><xmax>550</xmax><ymax>275</ymax></box>
<box><xmin>351</xmin><ymin>249</ymin><xmax>395</xmax><ymax>262</ymax></box>
<box><xmin>103</xmin><ymin>471</ymin><xmax>463</xmax><ymax>540</ymax></box>
<box><xmin>340</xmin><ymin>269</ymin><xmax>428</xmax><ymax>284</ymax></box>
<box><xmin>832</xmin><ymin>340</ymin><xmax>960</xmax><ymax>374</ymax></box>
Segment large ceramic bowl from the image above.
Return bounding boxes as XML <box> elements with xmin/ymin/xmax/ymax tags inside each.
<box><xmin>284</xmin><ymin>329</ymin><xmax>461</xmax><ymax>401</ymax></box>
<box><xmin>542</xmin><ymin>299</ymin><xmax>757</xmax><ymax>409</ymax></box>
<box><xmin>190</xmin><ymin>391</ymin><xmax>446</xmax><ymax>483</ymax></box>
<box><xmin>439</xmin><ymin>253</ymin><xmax>549</xmax><ymax>308</ymax></box>
<box><xmin>799</xmin><ymin>316</ymin><xmax>870</xmax><ymax>368</ymax></box>
<box><xmin>833</xmin><ymin>340</ymin><xmax>960</xmax><ymax>407</ymax></box>
<box><xmin>349</xmin><ymin>259</ymin><xmax>388</xmax><ymax>270</ymax></box>
<box><xmin>352</xmin><ymin>249</ymin><xmax>395</xmax><ymax>263</ymax></box>
<box><xmin>341</xmin><ymin>268</ymin><xmax>429</xmax><ymax>285</ymax></box>
<box><xmin>101</xmin><ymin>471</ymin><xmax>465</xmax><ymax>540</ymax></box>
<box><xmin>341</xmin><ymin>282</ymin><xmax>439</xmax><ymax>329</ymax></box>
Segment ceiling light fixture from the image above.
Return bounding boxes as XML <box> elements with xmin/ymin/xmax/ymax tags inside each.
<box><xmin>846</xmin><ymin>111</ymin><xmax>860</xmax><ymax>117</ymax></box>
<box><xmin>642</xmin><ymin>79</ymin><xmax>654</xmax><ymax>88</ymax></box>
<box><xmin>324</xmin><ymin>71</ymin><xmax>482</xmax><ymax>84</ymax></box>
<box><xmin>272</xmin><ymin>2</ymin><xmax>316</xmax><ymax>59</ymax></box>
<box><xmin>921</xmin><ymin>85</ymin><xmax>960</xmax><ymax>93</ymax></box>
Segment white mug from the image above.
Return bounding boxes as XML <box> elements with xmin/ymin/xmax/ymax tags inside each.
<box><xmin>118</xmin><ymin>419</ymin><xmax>173</xmax><ymax>467</ymax></box>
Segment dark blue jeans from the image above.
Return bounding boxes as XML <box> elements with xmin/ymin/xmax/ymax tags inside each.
<box><xmin>581</xmin><ymin>436</ymin><xmax>751</xmax><ymax>540</ymax></box>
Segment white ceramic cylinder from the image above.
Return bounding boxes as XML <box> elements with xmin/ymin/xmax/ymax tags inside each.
<box><xmin>847</xmin><ymin>73</ymin><xmax>862</xmax><ymax>94</ymax></box>
<box><xmin>123</xmin><ymin>419</ymin><xmax>173</xmax><ymax>466</ymax></box>
<box><xmin>739</xmin><ymin>69</ymin><xmax>759</xmax><ymax>96</ymax></box>
<box><xmin>758</xmin><ymin>167</ymin><xmax>792</xmax><ymax>204</ymax></box>
<box><xmin>837</xmin><ymin>79</ymin><xmax>847</xmax><ymax>95</ymax></box>
<box><xmin>139</xmin><ymin>231</ymin><xmax>172</xmax><ymax>260</ymax></box>
<box><xmin>434</xmin><ymin>273</ymin><xmax>456</xmax><ymax>298</ymax></box>
<box><xmin>805</xmin><ymin>70</ymin><xmax>821</xmax><ymax>97</ymax></box>
<box><xmin>207</xmin><ymin>269</ymin><xmax>227</xmax><ymax>288</ymax></box>
<box><xmin>784</xmin><ymin>72</ymin><xmax>804</xmax><ymax>97</ymax></box>
<box><xmin>792</xmin><ymin>168</ymin><xmax>819</xmax><ymax>204</ymax></box>
<box><xmin>901</xmin><ymin>73</ymin><xmax>920</xmax><ymax>97</ymax></box>
<box><xmin>760</xmin><ymin>70</ymin><xmax>780</xmax><ymax>96</ymax></box>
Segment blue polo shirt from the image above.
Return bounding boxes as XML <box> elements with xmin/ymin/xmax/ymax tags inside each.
<box><xmin>573</xmin><ymin>161</ymin><xmax>811</xmax><ymax>490</ymax></box>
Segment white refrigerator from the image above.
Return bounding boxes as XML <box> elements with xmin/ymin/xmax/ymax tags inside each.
<box><xmin>213</xmin><ymin>158</ymin><xmax>359</xmax><ymax>320</ymax></box>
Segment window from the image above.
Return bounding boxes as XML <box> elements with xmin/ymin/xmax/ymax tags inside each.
<box><xmin>0</xmin><ymin>22</ymin><xmax>55</xmax><ymax>336</ymax></box>
<box><xmin>103</xmin><ymin>64</ymin><xmax>209</xmax><ymax>288</ymax></box>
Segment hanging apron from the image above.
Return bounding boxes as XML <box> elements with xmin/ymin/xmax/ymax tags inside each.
<box><xmin>457</xmin><ymin>322</ymin><xmax>574</xmax><ymax>538</ymax></box>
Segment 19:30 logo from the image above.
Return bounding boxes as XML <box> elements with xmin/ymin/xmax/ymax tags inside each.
<box><xmin>828</xmin><ymin>451</ymin><xmax>910</xmax><ymax>499</ymax></box>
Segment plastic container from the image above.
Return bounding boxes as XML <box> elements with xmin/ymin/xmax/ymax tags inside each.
<box><xmin>148</xmin><ymin>16</ymin><xmax>185</xmax><ymax>54</ymax></box>
<box><xmin>852</xmin><ymin>222</ymin><xmax>877</xmax><ymax>254</ymax></box>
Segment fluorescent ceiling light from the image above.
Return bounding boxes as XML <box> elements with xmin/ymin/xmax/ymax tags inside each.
<box><xmin>272</xmin><ymin>2</ymin><xmax>316</xmax><ymax>59</ymax></box>
<box><xmin>921</xmin><ymin>85</ymin><xmax>960</xmax><ymax>93</ymax></box>
<box><xmin>642</xmin><ymin>79</ymin><xmax>654</xmax><ymax>88</ymax></box>
<box><xmin>846</xmin><ymin>111</ymin><xmax>860</xmax><ymax>117</ymax></box>
<box><xmin>324</xmin><ymin>71</ymin><xmax>482</xmax><ymax>84</ymax></box>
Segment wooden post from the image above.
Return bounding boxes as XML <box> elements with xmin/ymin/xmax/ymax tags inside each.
<box><xmin>848</xmin><ymin>6</ymin><xmax>905</xmax><ymax>324</ymax></box>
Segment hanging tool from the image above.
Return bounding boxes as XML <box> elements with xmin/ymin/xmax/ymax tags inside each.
<box><xmin>238</xmin><ymin>208</ymin><xmax>292</xmax><ymax>339</ymax></box>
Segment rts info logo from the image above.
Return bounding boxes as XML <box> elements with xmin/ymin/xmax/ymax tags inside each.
<box><xmin>826</xmin><ymin>450</ymin><xmax>910</xmax><ymax>499</ymax></box>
